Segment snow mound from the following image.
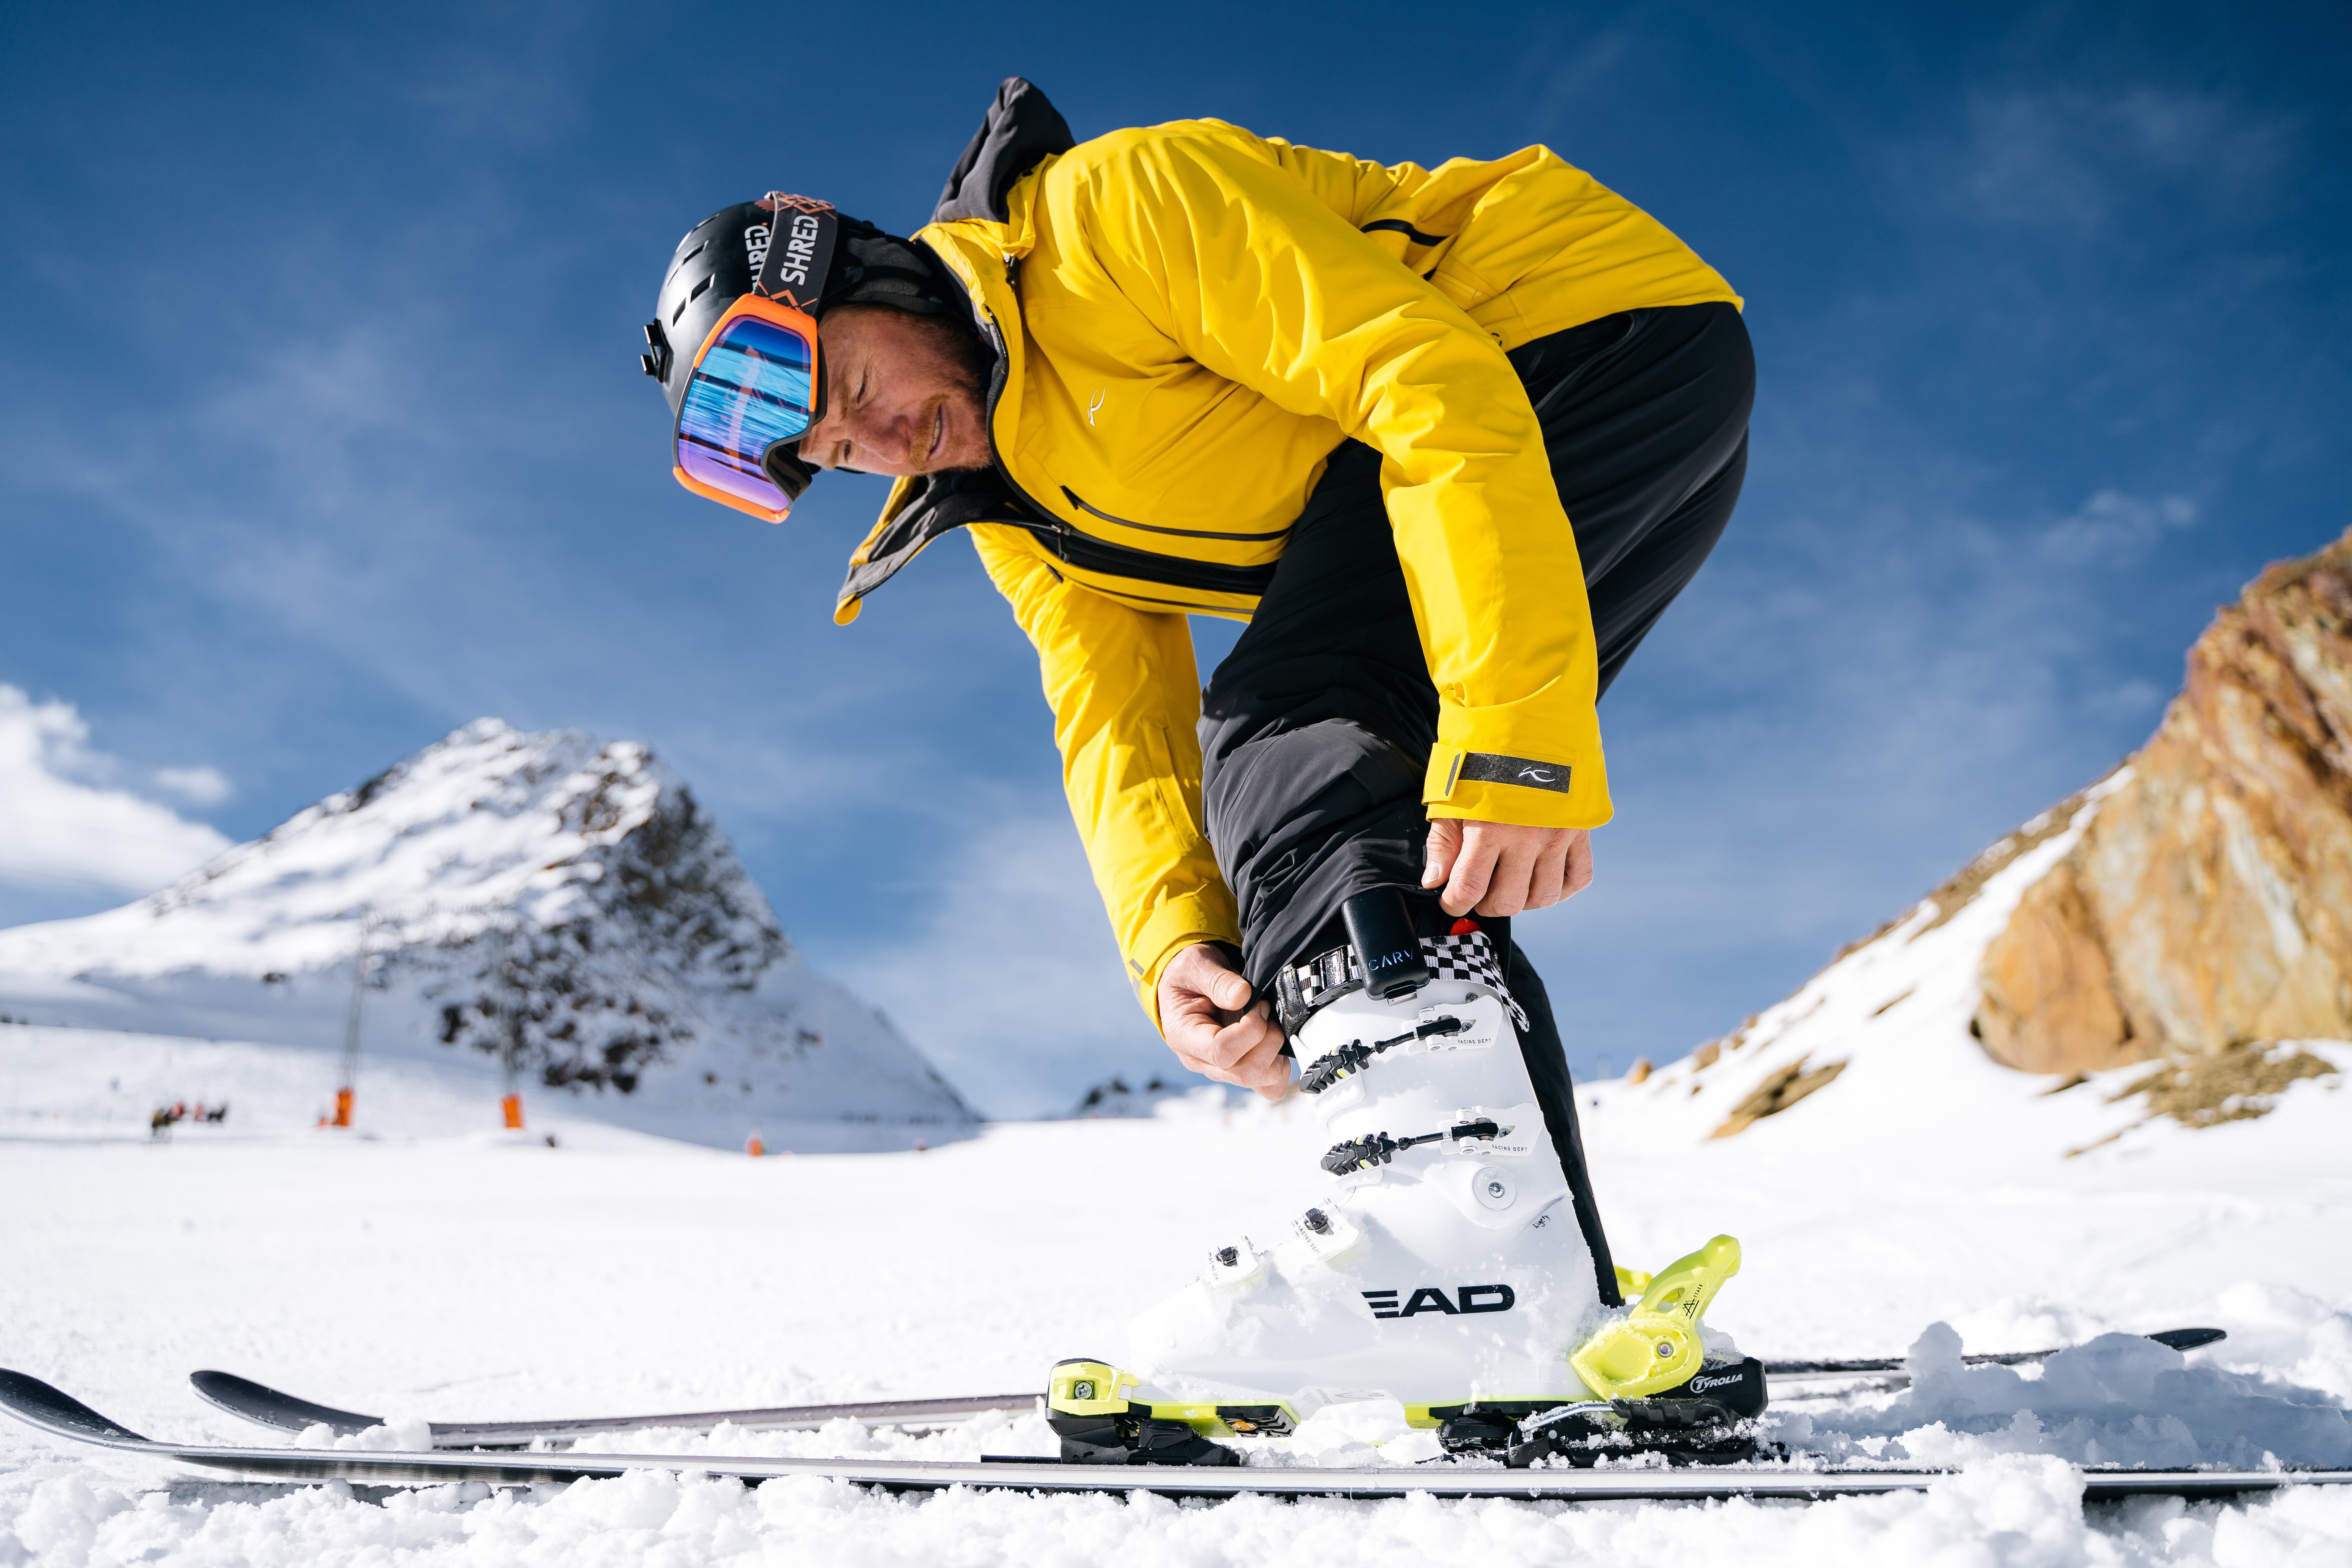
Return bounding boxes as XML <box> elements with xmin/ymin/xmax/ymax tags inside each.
<box><xmin>1781</xmin><ymin>1324</ymin><xmax>2352</xmax><ymax>1470</ymax></box>
<box><xmin>0</xmin><ymin>720</ymin><xmax>975</xmax><ymax>1150</ymax></box>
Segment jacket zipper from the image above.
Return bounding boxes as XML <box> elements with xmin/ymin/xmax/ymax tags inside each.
<box><xmin>1060</xmin><ymin>486</ymin><xmax>1291</xmax><ymax>543</ymax></box>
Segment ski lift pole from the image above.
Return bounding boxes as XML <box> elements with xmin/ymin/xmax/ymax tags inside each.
<box><xmin>333</xmin><ymin>911</ymin><xmax>371</xmax><ymax>1128</ymax></box>
<box><xmin>492</xmin><ymin>926</ymin><xmax>524</xmax><ymax>1131</ymax></box>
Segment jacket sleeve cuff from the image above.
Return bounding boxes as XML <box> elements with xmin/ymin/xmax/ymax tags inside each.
<box><xmin>1423</xmin><ymin>742</ymin><xmax>1613</xmax><ymax>829</ymax></box>
<box><xmin>1128</xmin><ymin>890</ymin><xmax>1243</xmax><ymax>1033</ymax></box>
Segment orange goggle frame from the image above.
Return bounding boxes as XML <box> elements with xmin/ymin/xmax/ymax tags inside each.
<box><xmin>670</xmin><ymin>294</ymin><xmax>823</xmax><ymax>523</ymax></box>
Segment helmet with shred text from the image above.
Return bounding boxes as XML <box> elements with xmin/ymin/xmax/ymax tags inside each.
<box><xmin>640</xmin><ymin>196</ymin><xmax>966</xmax><ymax>515</ymax></box>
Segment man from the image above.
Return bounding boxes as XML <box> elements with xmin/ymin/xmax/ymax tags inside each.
<box><xmin>645</xmin><ymin>78</ymin><xmax>1755</xmax><ymax>1463</ymax></box>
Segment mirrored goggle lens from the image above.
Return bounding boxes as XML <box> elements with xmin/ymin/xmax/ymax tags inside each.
<box><xmin>675</xmin><ymin>313</ymin><xmax>817</xmax><ymax>512</ymax></box>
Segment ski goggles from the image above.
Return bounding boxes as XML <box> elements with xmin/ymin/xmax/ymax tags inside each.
<box><xmin>669</xmin><ymin>294</ymin><xmax>824</xmax><ymax>523</ymax></box>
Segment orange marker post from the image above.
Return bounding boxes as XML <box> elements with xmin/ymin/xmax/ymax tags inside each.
<box><xmin>501</xmin><ymin>1093</ymin><xmax>525</xmax><ymax>1131</ymax></box>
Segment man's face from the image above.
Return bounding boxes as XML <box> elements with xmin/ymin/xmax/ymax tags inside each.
<box><xmin>799</xmin><ymin>305</ymin><xmax>993</xmax><ymax>477</ymax></box>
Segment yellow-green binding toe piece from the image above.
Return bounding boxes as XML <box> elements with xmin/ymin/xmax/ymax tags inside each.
<box><xmin>1571</xmin><ymin>1235</ymin><xmax>1742</xmax><ymax>1399</ymax></box>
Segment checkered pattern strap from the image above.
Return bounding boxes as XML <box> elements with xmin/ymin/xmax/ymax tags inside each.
<box><xmin>1278</xmin><ymin>930</ymin><xmax>1528</xmax><ymax>1034</ymax></box>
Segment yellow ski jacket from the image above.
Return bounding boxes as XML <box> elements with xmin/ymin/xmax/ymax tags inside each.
<box><xmin>833</xmin><ymin>83</ymin><xmax>1739</xmax><ymax>1024</ymax></box>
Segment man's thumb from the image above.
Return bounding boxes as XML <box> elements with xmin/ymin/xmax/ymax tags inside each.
<box><xmin>1424</xmin><ymin>818</ymin><xmax>1461</xmax><ymax>886</ymax></box>
<box><xmin>1215</xmin><ymin>969</ymin><xmax>1253</xmax><ymax>1010</ymax></box>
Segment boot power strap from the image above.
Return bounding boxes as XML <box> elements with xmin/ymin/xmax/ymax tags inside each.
<box><xmin>1278</xmin><ymin>930</ymin><xmax>1529</xmax><ymax>1035</ymax></box>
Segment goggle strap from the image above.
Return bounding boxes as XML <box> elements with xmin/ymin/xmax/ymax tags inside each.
<box><xmin>756</xmin><ymin>193</ymin><xmax>838</xmax><ymax>314</ymax></box>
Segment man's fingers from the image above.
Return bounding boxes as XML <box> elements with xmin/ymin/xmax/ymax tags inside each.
<box><xmin>1205</xmin><ymin>1008</ymin><xmax>1274</xmax><ymax>1070</ymax></box>
<box><xmin>1423</xmin><ymin>818</ymin><xmax>1462</xmax><ymax>889</ymax></box>
<box><xmin>1476</xmin><ymin>835</ymin><xmax>1537</xmax><ymax>916</ymax></box>
<box><xmin>1168</xmin><ymin>1003</ymin><xmax>1276</xmax><ymax>1073</ymax></box>
<box><xmin>1432</xmin><ymin>822</ymin><xmax>1595</xmax><ymax>914</ymax></box>
<box><xmin>1564</xmin><ymin>829</ymin><xmax>1594</xmax><ymax>899</ymax></box>
<box><xmin>1441</xmin><ymin>831</ymin><xmax>1495</xmax><ymax>916</ymax></box>
<box><xmin>1223</xmin><ymin>1028</ymin><xmax>1294</xmax><ymax>1099</ymax></box>
<box><xmin>1156</xmin><ymin>940</ymin><xmax>1260</xmax><ymax>1038</ymax></box>
<box><xmin>1172</xmin><ymin>1020</ymin><xmax>1291</xmax><ymax>1098</ymax></box>
<box><xmin>1526</xmin><ymin>835</ymin><xmax>1568</xmax><ymax>909</ymax></box>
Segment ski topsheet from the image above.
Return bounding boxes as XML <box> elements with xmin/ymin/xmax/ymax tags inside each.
<box><xmin>188</xmin><ymin>1327</ymin><xmax>2231</xmax><ymax>1449</ymax></box>
<box><xmin>189</xmin><ymin>1370</ymin><xmax>1030</xmax><ymax>1447</ymax></box>
<box><xmin>4</xmin><ymin>1370</ymin><xmax>2342</xmax><ymax>1503</ymax></box>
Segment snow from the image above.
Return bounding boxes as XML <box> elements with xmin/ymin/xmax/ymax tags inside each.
<box><xmin>4</xmin><ymin>766</ymin><xmax>2350</xmax><ymax>1562</ymax></box>
<box><xmin>3</xmin><ymin>1000</ymin><xmax>2350</xmax><ymax>1563</ymax></box>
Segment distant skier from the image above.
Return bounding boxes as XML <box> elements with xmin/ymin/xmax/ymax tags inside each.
<box><xmin>644</xmin><ymin>79</ymin><xmax>1757</xmax><ymax>1462</ymax></box>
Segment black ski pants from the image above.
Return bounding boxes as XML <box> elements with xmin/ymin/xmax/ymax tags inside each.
<box><xmin>1197</xmin><ymin>301</ymin><xmax>1754</xmax><ymax>1304</ymax></box>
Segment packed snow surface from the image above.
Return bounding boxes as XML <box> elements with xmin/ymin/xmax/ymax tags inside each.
<box><xmin>3</xmin><ymin>1002</ymin><xmax>2349</xmax><ymax>1564</ymax></box>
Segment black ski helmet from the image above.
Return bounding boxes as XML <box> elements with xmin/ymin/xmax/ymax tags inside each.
<box><xmin>641</xmin><ymin>196</ymin><xmax>971</xmax><ymax>505</ymax></box>
<box><xmin>641</xmin><ymin>200</ymin><xmax>773</xmax><ymax>418</ymax></box>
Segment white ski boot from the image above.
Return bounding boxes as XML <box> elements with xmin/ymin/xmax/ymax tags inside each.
<box><xmin>1046</xmin><ymin>892</ymin><xmax>1763</xmax><ymax>1466</ymax></box>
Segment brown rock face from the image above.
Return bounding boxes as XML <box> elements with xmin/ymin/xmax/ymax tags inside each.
<box><xmin>1974</xmin><ymin>529</ymin><xmax>2352</xmax><ymax>1071</ymax></box>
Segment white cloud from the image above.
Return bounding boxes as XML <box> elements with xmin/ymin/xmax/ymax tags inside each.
<box><xmin>0</xmin><ymin>686</ymin><xmax>232</xmax><ymax>897</ymax></box>
<box><xmin>153</xmin><ymin>765</ymin><xmax>234</xmax><ymax>805</ymax></box>
<box><xmin>2040</xmin><ymin>489</ymin><xmax>2197</xmax><ymax>564</ymax></box>
<box><xmin>1942</xmin><ymin>87</ymin><xmax>2291</xmax><ymax>233</ymax></box>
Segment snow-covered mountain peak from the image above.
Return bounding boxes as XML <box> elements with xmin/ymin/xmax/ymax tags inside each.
<box><xmin>108</xmin><ymin>718</ymin><xmax>781</xmax><ymax>984</ymax></box>
<box><xmin>0</xmin><ymin>720</ymin><xmax>974</xmax><ymax>1147</ymax></box>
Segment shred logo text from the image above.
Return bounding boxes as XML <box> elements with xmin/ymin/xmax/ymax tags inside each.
<box><xmin>770</xmin><ymin>212</ymin><xmax>824</xmax><ymax>289</ymax></box>
<box><xmin>1362</xmin><ymin>1285</ymin><xmax>1515</xmax><ymax>1319</ymax></box>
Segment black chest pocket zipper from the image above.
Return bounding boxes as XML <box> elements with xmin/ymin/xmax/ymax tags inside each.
<box><xmin>1060</xmin><ymin>486</ymin><xmax>1292</xmax><ymax>544</ymax></box>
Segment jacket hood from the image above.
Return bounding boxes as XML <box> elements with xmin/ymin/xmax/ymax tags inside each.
<box><xmin>833</xmin><ymin>78</ymin><xmax>1075</xmax><ymax>623</ymax></box>
<box><xmin>934</xmin><ymin>77</ymin><xmax>1074</xmax><ymax>225</ymax></box>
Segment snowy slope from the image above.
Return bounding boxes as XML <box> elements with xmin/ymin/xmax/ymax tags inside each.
<box><xmin>1621</xmin><ymin>768</ymin><xmax>2187</xmax><ymax>1161</ymax></box>
<box><xmin>2</xmin><ymin>1016</ymin><xmax>2350</xmax><ymax>1564</ymax></box>
<box><xmin>0</xmin><ymin>720</ymin><xmax>975</xmax><ymax>1151</ymax></box>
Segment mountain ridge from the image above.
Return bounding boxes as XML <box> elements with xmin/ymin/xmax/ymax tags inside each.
<box><xmin>0</xmin><ymin>719</ymin><xmax>978</xmax><ymax>1148</ymax></box>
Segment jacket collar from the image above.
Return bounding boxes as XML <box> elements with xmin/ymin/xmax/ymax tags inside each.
<box><xmin>833</xmin><ymin>78</ymin><xmax>1074</xmax><ymax>624</ymax></box>
<box><xmin>933</xmin><ymin>76</ymin><xmax>1073</xmax><ymax>224</ymax></box>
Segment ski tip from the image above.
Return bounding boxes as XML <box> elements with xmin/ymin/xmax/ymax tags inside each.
<box><xmin>190</xmin><ymin>1370</ymin><xmax>384</xmax><ymax>1438</ymax></box>
<box><xmin>2147</xmin><ymin>1327</ymin><xmax>2227</xmax><ymax>1354</ymax></box>
<box><xmin>0</xmin><ymin>1369</ymin><xmax>153</xmax><ymax>1446</ymax></box>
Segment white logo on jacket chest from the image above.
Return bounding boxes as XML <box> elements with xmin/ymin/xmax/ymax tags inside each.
<box><xmin>1087</xmin><ymin>389</ymin><xmax>1105</xmax><ymax>428</ymax></box>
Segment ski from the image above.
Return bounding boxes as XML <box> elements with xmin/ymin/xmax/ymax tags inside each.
<box><xmin>6</xmin><ymin>1370</ymin><xmax>2342</xmax><ymax>1503</ymax></box>
<box><xmin>189</xmin><ymin>1370</ymin><xmax>1030</xmax><ymax>1448</ymax></box>
<box><xmin>187</xmin><ymin>1327</ymin><xmax>2228</xmax><ymax>1449</ymax></box>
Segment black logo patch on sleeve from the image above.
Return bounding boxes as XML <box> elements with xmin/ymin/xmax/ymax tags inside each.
<box><xmin>1456</xmin><ymin>753</ymin><xmax>1573</xmax><ymax>794</ymax></box>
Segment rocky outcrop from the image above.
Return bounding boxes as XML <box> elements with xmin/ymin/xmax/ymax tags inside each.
<box><xmin>1974</xmin><ymin>529</ymin><xmax>2352</xmax><ymax>1072</ymax></box>
<box><xmin>1631</xmin><ymin>532</ymin><xmax>2351</xmax><ymax>1149</ymax></box>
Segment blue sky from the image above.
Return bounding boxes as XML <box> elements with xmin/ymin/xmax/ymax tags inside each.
<box><xmin>2</xmin><ymin>1</ymin><xmax>2345</xmax><ymax>1116</ymax></box>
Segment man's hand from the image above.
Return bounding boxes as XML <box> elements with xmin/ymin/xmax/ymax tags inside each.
<box><xmin>1422</xmin><ymin>819</ymin><xmax>1593</xmax><ymax>917</ymax></box>
<box><xmin>1158</xmin><ymin>942</ymin><xmax>1291</xmax><ymax>1101</ymax></box>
